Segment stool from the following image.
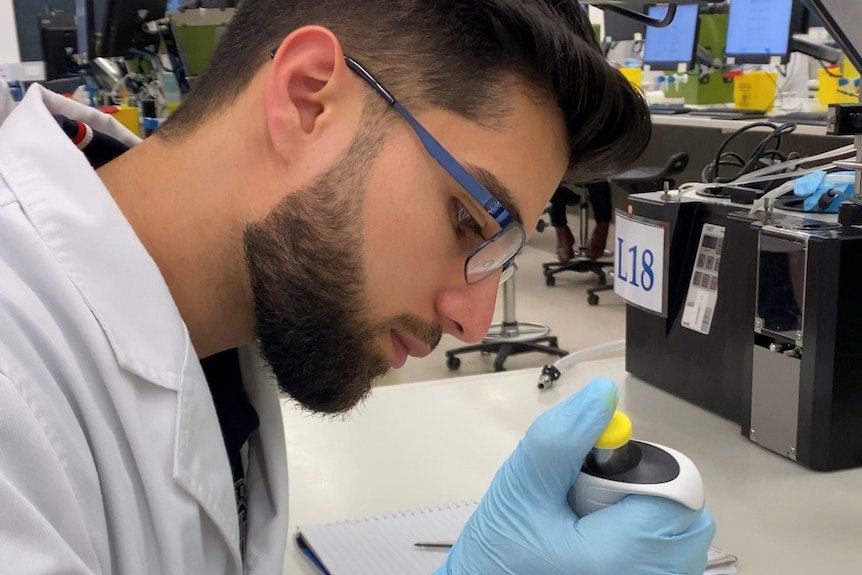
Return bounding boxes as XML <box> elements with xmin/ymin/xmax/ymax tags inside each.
<box><xmin>445</xmin><ymin>275</ymin><xmax>568</xmax><ymax>372</ymax></box>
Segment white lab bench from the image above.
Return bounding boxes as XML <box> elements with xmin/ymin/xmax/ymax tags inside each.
<box><xmin>651</xmin><ymin>112</ymin><xmax>832</xmax><ymax>137</ymax></box>
<box><xmin>280</xmin><ymin>357</ymin><xmax>862</xmax><ymax>574</ymax></box>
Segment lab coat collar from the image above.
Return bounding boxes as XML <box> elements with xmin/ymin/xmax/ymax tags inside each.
<box><xmin>0</xmin><ymin>86</ymin><xmax>257</xmax><ymax>570</ymax></box>
<box><xmin>0</xmin><ymin>85</ymin><xmax>189</xmax><ymax>390</ymax></box>
<box><xmin>0</xmin><ymin>86</ymin><xmax>291</xmax><ymax>571</ymax></box>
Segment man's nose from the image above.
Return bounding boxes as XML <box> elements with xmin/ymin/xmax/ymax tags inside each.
<box><xmin>435</xmin><ymin>272</ymin><xmax>501</xmax><ymax>343</ymax></box>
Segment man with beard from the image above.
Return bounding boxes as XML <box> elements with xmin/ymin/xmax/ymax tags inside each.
<box><xmin>0</xmin><ymin>1</ymin><xmax>714</xmax><ymax>573</ymax></box>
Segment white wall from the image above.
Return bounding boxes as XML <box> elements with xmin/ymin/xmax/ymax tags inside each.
<box><xmin>589</xmin><ymin>5</ymin><xmax>605</xmax><ymax>38</ymax></box>
<box><xmin>0</xmin><ymin>0</ymin><xmax>20</xmax><ymax>63</ymax></box>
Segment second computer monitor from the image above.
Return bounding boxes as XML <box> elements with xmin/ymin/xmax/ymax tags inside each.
<box><xmin>725</xmin><ymin>0</ymin><xmax>795</xmax><ymax>64</ymax></box>
<box><xmin>604</xmin><ymin>4</ymin><xmax>647</xmax><ymax>42</ymax></box>
<box><xmin>642</xmin><ymin>4</ymin><xmax>700</xmax><ymax>71</ymax></box>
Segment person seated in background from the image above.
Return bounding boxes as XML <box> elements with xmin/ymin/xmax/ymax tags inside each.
<box><xmin>551</xmin><ymin>181</ymin><xmax>612</xmax><ymax>262</ymax></box>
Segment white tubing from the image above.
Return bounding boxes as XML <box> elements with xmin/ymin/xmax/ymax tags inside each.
<box><xmin>735</xmin><ymin>144</ymin><xmax>855</xmax><ymax>182</ymax></box>
<box><xmin>678</xmin><ymin>160</ymin><xmax>846</xmax><ymax>199</ymax></box>
<box><xmin>677</xmin><ymin>144</ymin><xmax>857</xmax><ymax>199</ymax></box>
<box><xmin>552</xmin><ymin>339</ymin><xmax>626</xmax><ymax>373</ymax></box>
<box><xmin>748</xmin><ymin>180</ymin><xmax>797</xmax><ymax>215</ymax></box>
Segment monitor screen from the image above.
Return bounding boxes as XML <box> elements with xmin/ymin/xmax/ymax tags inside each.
<box><xmin>726</xmin><ymin>0</ymin><xmax>795</xmax><ymax>64</ymax></box>
<box><xmin>642</xmin><ymin>4</ymin><xmax>700</xmax><ymax>70</ymax></box>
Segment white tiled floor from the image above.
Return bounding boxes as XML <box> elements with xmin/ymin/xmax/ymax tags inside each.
<box><xmin>377</xmin><ymin>217</ymin><xmax>626</xmax><ymax>386</ymax></box>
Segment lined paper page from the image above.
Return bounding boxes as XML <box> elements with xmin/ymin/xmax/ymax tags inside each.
<box><xmin>297</xmin><ymin>502</ymin><xmax>737</xmax><ymax>575</ymax></box>
<box><xmin>296</xmin><ymin>501</ymin><xmax>478</xmax><ymax>575</ymax></box>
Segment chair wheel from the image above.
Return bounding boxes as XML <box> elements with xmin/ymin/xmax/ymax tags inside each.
<box><xmin>588</xmin><ymin>293</ymin><xmax>600</xmax><ymax>306</ymax></box>
<box><xmin>535</xmin><ymin>220</ymin><xmax>547</xmax><ymax>233</ymax></box>
<box><xmin>545</xmin><ymin>275</ymin><xmax>556</xmax><ymax>287</ymax></box>
<box><xmin>446</xmin><ymin>356</ymin><xmax>461</xmax><ymax>370</ymax></box>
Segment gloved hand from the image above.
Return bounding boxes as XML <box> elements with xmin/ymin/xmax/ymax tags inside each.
<box><xmin>793</xmin><ymin>170</ymin><xmax>856</xmax><ymax>213</ymax></box>
<box><xmin>434</xmin><ymin>378</ymin><xmax>716</xmax><ymax>575</ymax></box>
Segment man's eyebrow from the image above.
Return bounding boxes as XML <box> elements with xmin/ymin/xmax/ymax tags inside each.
<box><xmin>465</xmin><ymin>164</ymin><xmax>523</xmax><ymax>225</ymax></box>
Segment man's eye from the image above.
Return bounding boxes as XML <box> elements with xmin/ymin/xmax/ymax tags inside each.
<box><xmin>453</xmin><ymin>201</ymin><xmax>484</xmax><ymax>239</ymax></box>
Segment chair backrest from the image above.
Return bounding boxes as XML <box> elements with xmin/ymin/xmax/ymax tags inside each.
<box><xmin>662</xmin><ymin>152</ymin><xmax>689</xmax><ymax>177</ymax></box>
<box><xmin>609</xmin><ymin>152</ymin><xmax>690</xmax><ymax>194</ymax></box>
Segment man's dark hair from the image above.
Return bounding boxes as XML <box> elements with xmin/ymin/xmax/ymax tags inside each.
<box><xmin>159</xmin><ymin>0</ymin><xmax>651</xmax><ymax>179</ymax></box>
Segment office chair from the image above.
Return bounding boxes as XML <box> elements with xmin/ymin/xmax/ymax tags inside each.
<box><xmin>535</xmin><ymin>204</ymin><xmax>551</xmax><ymax>233</ymax></box>
<box><xmin>541</xmin><ymin>194</ymin><xmax>612</xmax><ymax>305</ymax></box>
<box><xmin>541</xmin><ymin>154</ymin><xmax>690</xmax><ymax>305</ymax></box>
<box><xmin>445</xmin><ymin>274</ymin><xmax>568</xmax><ymax>372</ymax></box>
<box><xmin>611</xmin><ymin>152</ymin><xmax>689</xmax><ymax>195</ymax></box>
<box><xmin>579</xmin><ymin>152</ymin><xmax>690</xmax><ymax>304</ymax></box>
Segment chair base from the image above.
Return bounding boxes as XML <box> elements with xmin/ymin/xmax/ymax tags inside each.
<box><xmin>445</xmin><ymin>321</ymin><xmax>568</xmax><ymax>372</ymax></box>
<box><xmin>586</xmin><ymin>282</ymin><xmax>615</xmax><ymax>306</ymax></box>
<box><xmin>542</xmin><ymin>249</ymin><xmax>614</xmax><ymax>302</ymax></box>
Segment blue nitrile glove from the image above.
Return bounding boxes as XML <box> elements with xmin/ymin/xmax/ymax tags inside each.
<box><xmin>794</xmin><ymin>170</ymin><xmax>856</xmax><ymax>213</ymax></box>
<box><xmin>434</xmin><ymin>378</ymin><xmax>716</xmax><ymax>575</ymax></box>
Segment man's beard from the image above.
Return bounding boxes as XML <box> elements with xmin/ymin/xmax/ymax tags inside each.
<box><xmin>242</xmin><ymin>126</ymin><xmax>440</xmax><ymax>414</ymax></box>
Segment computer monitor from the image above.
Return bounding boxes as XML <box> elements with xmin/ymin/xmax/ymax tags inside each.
<box><xmin>725</xmin><ymin>0</ymin><xmax>797</xmax><ymax>64</ymax></box>
<box><xmin>99</xmin><ymin>0</ymin><xmax>167</xmax><ymax>58</ymax></box>
<box><xmin>805</xmin><ymin>10</ymin><xmax>823</xmax><ymax>30</ymax></box>
<box><xmin>642</xmin><ymin>4</ymin><xmax>700</xmax><ymax>71</ymax></box>
<box><xmin>38</xmin><ymin>14</ymin><xmax>78</xmax><ymax>80</ymax></box>
<box><xmin>13</xmin><ymin>0</ymin><xmax>77</xmax><ymax>62</ymax></box>
<box><xmin>604</xmin><ymin>4</ymin><xmax>646</xmax><ymax>42</ymax></box>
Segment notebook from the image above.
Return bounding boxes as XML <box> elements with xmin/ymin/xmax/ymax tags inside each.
<box><xmin>296</xmin><ymin>501</ymin><xmax>477</xmax><ymax>575</ymax></box>
<box><xmin>295</xmin><ymin>501</ymin><xmax>738</xmax><ymax>575</ymax></box>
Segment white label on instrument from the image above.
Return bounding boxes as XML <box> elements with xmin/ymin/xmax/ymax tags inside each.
<box><xmin>614</xmin><ymin>211</ymin><xmax>668</xmax><ymax>316</ymax></box>
<box><xmin>681</xmin><ymin>223</ymin><xmax>725</xmax><ymax>335</ymax></box>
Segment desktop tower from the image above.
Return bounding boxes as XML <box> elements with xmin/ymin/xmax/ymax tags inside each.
<box><xmin>624</xmin><ymin>195</ymin><xmax>753</xmax><ymax>424</ymax></box>
<box><xmin>38</xmin><ymin>15</ymin><xmax>78</xmax><ymax>81</ymax></box>
<box><xmin>624</xmin><ymin>194</ymin><xmax>862</xmax><ymax>471</ymax></box>
<box><xmin>731</xmin><ymin>212</ymin><xmax>862</xmax><ymax>471</ymax></box>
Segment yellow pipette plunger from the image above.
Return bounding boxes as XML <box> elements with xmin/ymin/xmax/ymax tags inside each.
<box><xmin>590</xmin><ymin>411</ymin><xmax>634</xmax><ymax>474</ymax></box>
<box><xmin>569</xmin><ymin>409</ymin><xmax>706</xmax><ymax>517</ymax></box>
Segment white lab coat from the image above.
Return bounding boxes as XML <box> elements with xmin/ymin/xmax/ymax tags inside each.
<box><xmin>0</xmin><ymin>77</ymin><xmax>15</xmax><ymax>123</ymax></box>
<box><xmin>0</xmin><ymin>86</ymin><xmax>289</xmax><ymax>573</ymax></box>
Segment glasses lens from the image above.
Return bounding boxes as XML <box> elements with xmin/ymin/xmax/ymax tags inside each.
<box><xmin>498</xmin><ymin>262</ymin><xmax>518</xmax><ymax>285</ymax></box>
<box><xmin>465</xmin><ymin>224</ymin><xmax>525</xmax><ymax>284</ymax></box>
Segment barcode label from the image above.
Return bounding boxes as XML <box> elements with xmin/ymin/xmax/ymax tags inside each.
<box><xmin>701</xmin><ymin>307</ymin><xmax>713</xmax><ymax>333</ymax></box>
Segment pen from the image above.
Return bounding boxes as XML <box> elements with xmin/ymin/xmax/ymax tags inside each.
<box><xmin>414</xmin><ymin>542</ymin><xmax>454</xmax><ymax>550</ymax></box>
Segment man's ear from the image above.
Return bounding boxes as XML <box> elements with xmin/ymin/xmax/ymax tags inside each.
<box><xmin>265</xmin><ymin>26</ymin><xmax>358</xmax><ymax>162</ymax></box>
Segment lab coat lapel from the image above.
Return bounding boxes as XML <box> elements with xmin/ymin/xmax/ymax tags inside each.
<box><xmin>3</xmin><ymin>85</ymin><xmax>286</xmax><ymax>573</ymax></box>
<box><xmin>6</xmin><ymin>87</ymin><xmax>245</xmax><ymax>570</ymax></box>
<box><xmin>238</xmin><ymin>346</ymin><xmax>290</xmax><ymax>572</ymax></box>
<box><xmin>173</xmin><ymin>346</ymin><xmax>289</xmax><ymax>574</ymax></box>
<box><xmin>174</xmin><ymin>356</ymin><xmax>244</xmax><ymax>573</ymax></box>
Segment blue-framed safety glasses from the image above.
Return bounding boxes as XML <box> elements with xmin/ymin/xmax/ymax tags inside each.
<box><xmin>270</xmin><ymin>48</ymin><xmax>525</xmax><ymax>285</ymax></box>
<box><xmin>341</xmin><ymin>57</ymin><xmax>525</xmax><ymax>285</ymax></box>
